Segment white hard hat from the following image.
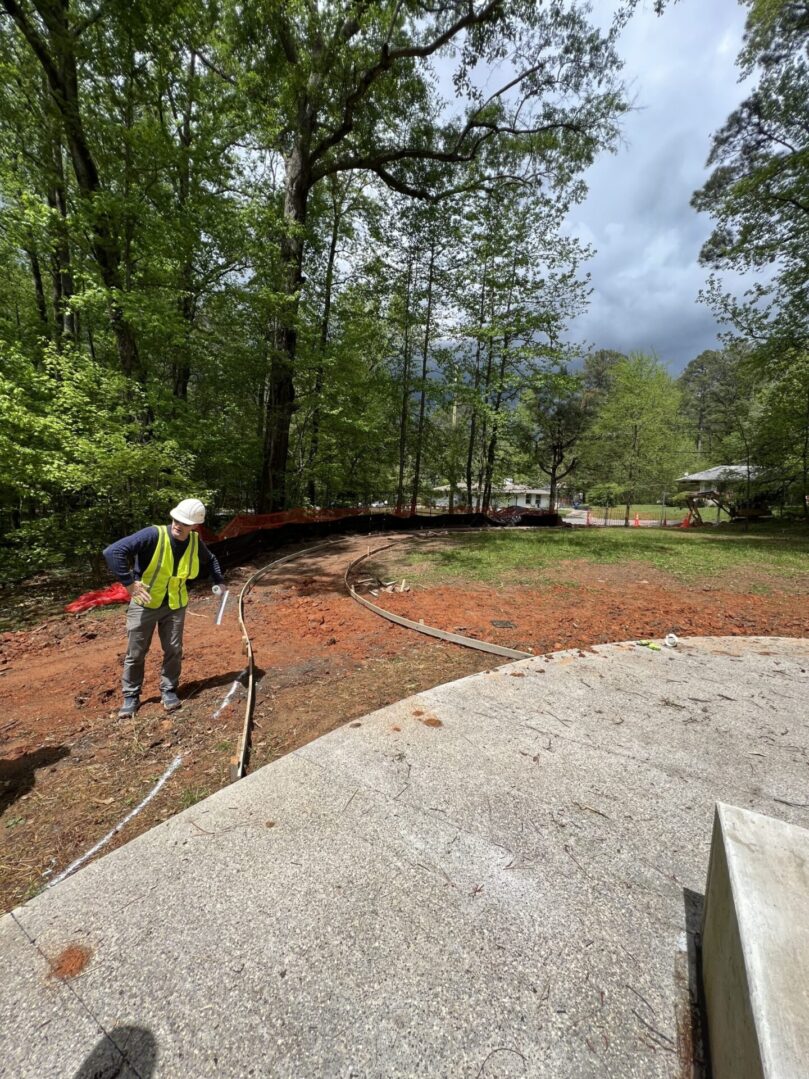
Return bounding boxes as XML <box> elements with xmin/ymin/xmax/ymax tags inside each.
<box><xmin>170</xmin><ymin>498</ymin><xmax>206</xmax><ymax>525</ymax></box>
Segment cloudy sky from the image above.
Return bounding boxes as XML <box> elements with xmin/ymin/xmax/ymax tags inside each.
<box><xmin>565</xmin><ymin>0</ymin><xmax>752</xmax><ymax>372</ymax></box>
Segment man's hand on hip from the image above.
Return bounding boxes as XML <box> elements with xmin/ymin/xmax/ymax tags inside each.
<box><xmin>128</xmin><ymin>581</ymin><xmax>151</xmax><ymax>604</ymax></box>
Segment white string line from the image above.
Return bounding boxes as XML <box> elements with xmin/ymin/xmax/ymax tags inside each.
<box><xmin>48</xmin><ymin>755</ymin><xmax>184</xmax><ymax>889</ymax></box>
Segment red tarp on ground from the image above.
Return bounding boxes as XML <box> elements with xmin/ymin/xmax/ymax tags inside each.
<box><xmin>65</xmin><ymin>582</ymin><xmax>131</xmax><ymax>613</ymax></box>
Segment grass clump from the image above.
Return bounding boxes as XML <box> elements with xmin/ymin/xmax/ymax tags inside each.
<box><xmin>179</xmin><ymin>786</ymin><xmax>210</xmax><ymax>809</ymax></box>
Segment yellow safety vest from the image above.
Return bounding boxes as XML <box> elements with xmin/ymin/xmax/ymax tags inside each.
<box><xmin>139</xmin><ymin>525</ymin><xmax>199</xmax><ymax>610</ymax></box>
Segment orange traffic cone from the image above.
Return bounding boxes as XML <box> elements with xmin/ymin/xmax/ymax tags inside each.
<box><xmin>680</xmin><ymin>513</ymin><xmax>691</xmax><ymax>529</ymax></box>
<box><xmin>633</xmin><ymin>513</ymin><xmax>640</xmax><ymax>527</ymax></box>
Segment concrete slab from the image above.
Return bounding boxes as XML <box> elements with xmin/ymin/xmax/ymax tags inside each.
<box><xmin>702</xmin><ymin>802</ymin><xmax>809</xmax><ymax>1079</ymax></box>
<box><xmin>2</xmin><ymin>636</ymin><xmax>808</xmax><ymax>1077</ymax></box>
<box><xmin>0</xmin><ymin>911</ymin><xmax>134</xmax><ymax>1078</ymax></box>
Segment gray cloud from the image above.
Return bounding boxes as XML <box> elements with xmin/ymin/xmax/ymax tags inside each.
<box><xmin>565</xmin><ymin>0</ymin><xmax>752</xmax><ymax>371</ymax></box>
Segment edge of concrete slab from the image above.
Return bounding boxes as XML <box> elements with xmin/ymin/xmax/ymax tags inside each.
<box><xmin>2</xmin><ymin>635</ymin><xmax>808</xmax><ymax>1079</ymax></box>
<box><xmin>703</xmin><ymin>801</ymin><xmax>809</xmax><ymax>1079</ymax></box>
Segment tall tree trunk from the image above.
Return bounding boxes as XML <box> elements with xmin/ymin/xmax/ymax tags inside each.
<box><xmin>86</xmin><ymin>318</ymin><xmax>96</xmax><ymax>361</ymax></box>
<box><xmin>395</xmin><ymin>253</ymin><xmax>414</xmax><ymax>513</ymax></box>
<box><xmin>465</xmin><ymin>261</ymin><xmax>487</xmax><ymax>511</ymax></box>
<box><xmin>482</xmin><ymin>334</ymin><xmax>511</xmax><ymax>510</ymax></box>
<box><xmin>624</xmin><ymin>423</ymin><xmax>639</xmax><ymax>526</ymax></box>
<box><xmin>25</xmin><ymin>241</ymin><xmax>49</xmax><ymax>334</ymax></box>
<box><xmin>173</xmin><ymin>52</ymin><xmax>197</xmax><ymax>400</ymax></box>
<box><xmin>173</xmin><ymin>288</ymin><xmax>195</xmax><ymax>399</ymax></box>
<box><xmin>548</xmin><ymin>453</ymin><xmax>559</xmax><ymax>512</ymax></box>
<box><xmin>46</xmin><ymin>127</ymin><xmax>75</xmax><ymax>344</ymax></box>
<box><xmin>258</xmin><ymin>142</ymin><xmax>310</xmax><ymax>511</ymax></box>
<box><xmin>307</xmin><ymin>193</ymin><xmax>340</xmax><ymax>505</ymax></box>
<box><xmin>410</xmin><ymin>240</ymin><xmax>435</xmax><ymax>515</ymax></box>
<box><xmin>482</xmin><ymin>249</ymin><xmax>519</xmax><ymax>510</ymax></box>
<box><xmin>476</xmin><ymin>332</ymin><xmax>496</xmax><ymax>511</ymax></box>
<box><xmin>4</xmin><ymin>0</ymin><xmax>142</xmax><ymax>378</ymax></box>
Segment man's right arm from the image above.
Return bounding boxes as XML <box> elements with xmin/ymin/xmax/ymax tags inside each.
<box><xmin>102</xmin><ymin>527</ymin><xmax>159</xmax><ymax>587</ymax></box>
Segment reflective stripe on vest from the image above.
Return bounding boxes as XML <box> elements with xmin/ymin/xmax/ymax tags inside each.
<box><xmin>140</xmin><ymin>525</ymin><xmax>200</xmax><ymax>610</ymax></box>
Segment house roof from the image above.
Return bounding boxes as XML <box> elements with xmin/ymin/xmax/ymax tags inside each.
<box><xmin>677</xmin><ymin>464</ymin><xmax>760</xmax><ymax>484</ymax></box>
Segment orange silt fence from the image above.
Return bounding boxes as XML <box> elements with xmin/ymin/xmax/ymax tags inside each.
<box><xmin>215</xmin><ymin>507</ymin><xmax>366</xmax><ymax>539</ymax></box>
<box><xmin>68</xmin><ymin>504</ymin><xmax>562</xmax><ymax>611</ymax></box>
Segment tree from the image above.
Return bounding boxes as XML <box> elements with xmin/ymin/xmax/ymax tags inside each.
<box><xmin>453</xmin><ymin>177</ymin><xmax>590</xmax><ymax>510</ymax></box>
<box><xmin>678</xmin><ymin>349</ymin><xmax>727</xmax><ymax>455</ymax></box>
<box><xmin>222</xmin><ymin>0</ymin><xmax>640</xmax><ymax>507</ymax></box>
<box><xmin>0</xmin><ymin>0</ymin><xmax>677</xmax><ymax>580</ymax></box>
<box><xmin>582</xmin><ymin>349</ymin><xmax>625</xmax><ymax>402</ymax></box>
<box><xmin>580</xmin><ymin>353</ymin><xmax>687</xmax><ymax>525</ymax></box>
<box><xmin>753</xmin><ymin>349</ymin><xmax>809</xmax><ymax>516</ymax></box>
<box><xmin>692</xmin><ymin>0</ymin><xmax>809</xmax><ymax>353</ymax></box>
<box><xmin>1</xmin><ymin>0</ymin><xmax>144</xmax><ymax>376</ymax></box>
<box><xmin>518</xmin><ymin>368</ymin><xmax>590</xmax><ymax>510</ymax></box>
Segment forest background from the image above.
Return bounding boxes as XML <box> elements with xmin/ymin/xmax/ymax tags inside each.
<box><xmin>0</xmin><ymin>0</ymin><xmax>806</xmax><ymax>582</ymax></box>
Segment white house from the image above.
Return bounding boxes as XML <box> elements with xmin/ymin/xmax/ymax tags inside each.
<box><xmin>434</xmin><ymin>479</ymin><xmax>553</xmax><ymax>510</ymax></box>
<box><xmin>676</xmin><ymin>464</ymin><xmax>760</xmax><ymax>492</ymax></box>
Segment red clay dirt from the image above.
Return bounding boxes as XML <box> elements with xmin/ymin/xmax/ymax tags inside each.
<box><xmin>2</xmin><ymin>531</ymin><xmax>807</xmax><ymax>914</ymax></box>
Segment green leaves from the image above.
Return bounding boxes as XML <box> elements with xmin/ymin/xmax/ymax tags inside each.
<box><xmin>693</xmin><ymin>0</ymin><xmax>809</xmax><ymax>353</ymax></box>
<box><xmin>579</xmin><ymin>353</ymin><xmax>688</xmax><ymax>508</ymax></box>
<box><xmin>0</xmin><ymin>339</ymin><xmax>199</xmax><ymax>577</ymax></box>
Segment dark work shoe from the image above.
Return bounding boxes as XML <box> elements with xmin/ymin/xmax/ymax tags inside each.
<box><xmin>118</xmin><ymin>697</ymin><xmax>140</xmax><ymax>719</ymax></box>
<box><xmin>162</xmin><ymin>691</ymin><xmax>182</xmax><ymax>713</ymax></box>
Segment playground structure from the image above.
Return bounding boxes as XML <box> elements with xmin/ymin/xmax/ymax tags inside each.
<box><xmin>684</xmin><ymin>487</ymin><xmax>774</xmax><ymax>525</ymax></box>
<box><xmin>676</xmin><ymin>464</ymin><xmax>787</xmax><ymax>525</ymax></box>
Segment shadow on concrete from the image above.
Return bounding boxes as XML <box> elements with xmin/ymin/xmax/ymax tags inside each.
<box><xmin>73</xmin><ymin>1025</ymin><xmax>157</xmax><ymax>1079</ymax></box>
<box><xmin>0</xmin><ymin>746</ymin><xmax>70</xmax><ymax>819</ymax></box>
<box><xmin>677</xmin><ymin>887</ymin><xmax>712</xmax><ymax>1078</ymax></box>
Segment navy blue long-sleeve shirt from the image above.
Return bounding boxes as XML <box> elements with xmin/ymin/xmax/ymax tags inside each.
<box><xmin>102</xmin><ymin>526</ymin><xmax>224</xmax><ymax>588</ymax></box>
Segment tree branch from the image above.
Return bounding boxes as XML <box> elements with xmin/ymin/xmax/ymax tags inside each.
<box><xmin>276</xmin><ymin>14</ymin><xmax>299</xmax><ymax>65</ymax></box>
<box><xmin>312</xmin><ymin>128</ymin><xmax>496</xmax><ymax>185</ymax></box>
<box><xmin>309</xmin><ymin>0</ymin><xmax>501</xmax><ymax>166</ymax></box>
<box><xmin>1</xmin><ymin>0</ymin><xmax>62</xmax><ymax>94</ymax></box>
<box><xmin>195</xmin><ymin>48</ymin><xmax>237</xmax><ymax>86</ymax></box>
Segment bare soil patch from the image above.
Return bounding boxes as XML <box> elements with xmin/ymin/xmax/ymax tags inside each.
<box><xmin>2</xmin><ymin>531</ymin><xmax>807</xmax><ymax>913</ymax></box>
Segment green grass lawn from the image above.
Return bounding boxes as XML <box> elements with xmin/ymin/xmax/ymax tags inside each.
<box><xmin>381</xmin><ymin>522</ymin><xmax>809</xmax><ymax>588</ymax></box>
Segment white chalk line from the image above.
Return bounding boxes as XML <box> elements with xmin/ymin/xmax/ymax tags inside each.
<box><xmin>47</xmin><ymin>649</ymin><xmax>248</xmax><ymax>888</ymax></box>
<box><xmin>48</xmin><ymin>755</ymin><xmax>184</xmax><ymax>888</ymax></box>
<box><xmin>213</xmin><ymin>667</ymin><xmax>248</xmax><ymax>719</ymax></box>
<box><xmin>215</xmin><ymin>590</ymin><xmax>230</xmax><ymax>625</ymax></box>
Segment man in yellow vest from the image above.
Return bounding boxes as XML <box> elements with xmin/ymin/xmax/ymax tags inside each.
<box><xmin>103</xmin><ymin>499</ymin><xmax>225</xmax><ymax>718</ymax></box>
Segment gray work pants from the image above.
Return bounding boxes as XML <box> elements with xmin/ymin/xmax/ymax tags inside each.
<box><xmin>122</xmin><ymin>601</ymin><xmax>186</xmax><ymax>699</ymax></box>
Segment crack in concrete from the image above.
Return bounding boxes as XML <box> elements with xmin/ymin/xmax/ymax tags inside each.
<box><xmin>9</xmin><ymin>909</ymin><xmax>150</xmax><ymax>1079</ymax></box>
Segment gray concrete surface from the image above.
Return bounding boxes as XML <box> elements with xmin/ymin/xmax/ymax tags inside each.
<box><xmin>1</xmin><ymin>636</ymin><xmax>808</xmax><ymax>1078</ymax></box>
<box><xmin>703</xmin><ymin>802</ymin><xmax>809</xmax><ymax>1079</ymax></box>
